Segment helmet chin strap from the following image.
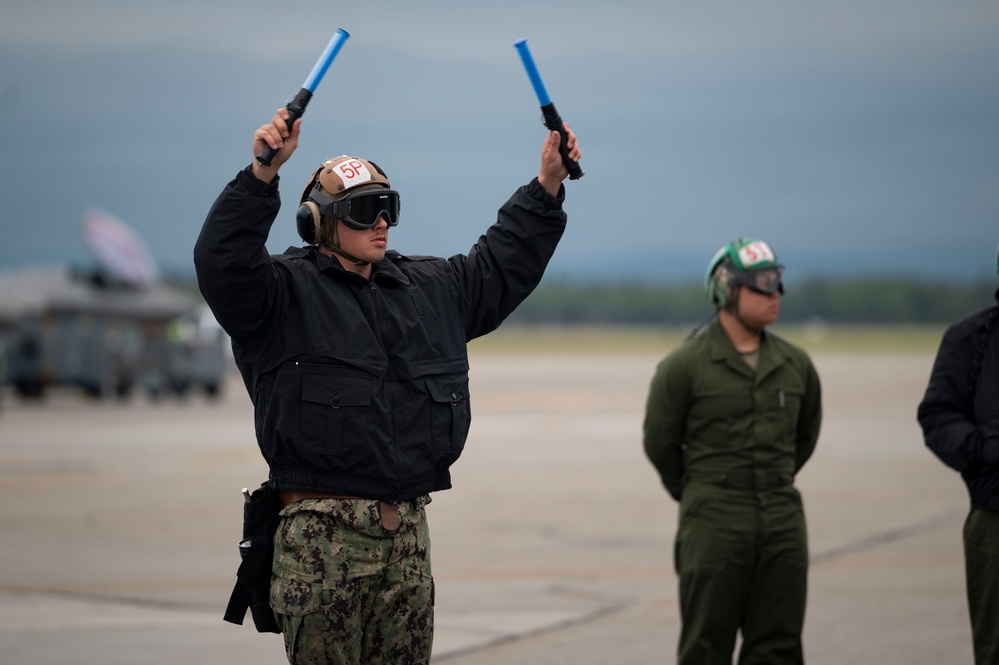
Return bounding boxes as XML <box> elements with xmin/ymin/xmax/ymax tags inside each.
<box><xmin>724</xmin><ymin>290</ymin><xmax>763</xmax><ymax>336</ymax></box>
<box><xmin>332</xmin><ymin>247</ymin><xmax>368</xmax><ymax>267</ymax></box>
<box><xmin>733</xmin><ymin>312</ymin><xmax>763</xmax><ymax>337</ymax></box>
<box><xmin>326</xmin><ymin>219</ymin><xmax>369</xmax><ymax>267</ymax></box>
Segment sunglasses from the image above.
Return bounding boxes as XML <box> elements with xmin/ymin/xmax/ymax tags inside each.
<box><xmin>310</xmin><ymin>187</ymin><xmax>401</xmax><ymax>230</ymax></box>
<box><xmin>738</xmin><ymin>266</ymin><xmax>785</xmax><ymax>296</ymax></box>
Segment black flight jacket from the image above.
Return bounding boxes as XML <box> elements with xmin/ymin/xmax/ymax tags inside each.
<box><xmin>918</xmin><ymin>291</ymin><xmax>999</xmax><ymax>510</ymax></box>
<box><xmin>194</xmin><ymin>166</ymin><xmax>567</xmax><ymax>502</ymax></box>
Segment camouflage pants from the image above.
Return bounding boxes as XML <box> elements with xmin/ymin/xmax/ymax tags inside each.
<box><xmin>270</xmin><ymin>496</ymin><xmax>434</xmax><ymax>665</ymax></box>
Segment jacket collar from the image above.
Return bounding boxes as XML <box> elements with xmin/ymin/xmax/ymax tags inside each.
<box><xmin>369</xmin><ymin>252</ymin><xmax>412</xmax><ymax>287</ymax></box>
<box><xmin>283</xmin><ymin>246</ymin><xmax>412</xmax><ymax>287</ymax></box>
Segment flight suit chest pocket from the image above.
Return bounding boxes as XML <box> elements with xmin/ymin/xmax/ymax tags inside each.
<box><xmin>425</xmin><ymin>375</ymin><xmax>470</xmax><ymax>454</ymax></box>
<box><xmin>301</xmin><ymin>373</ymin><xmax>371</xmax><ymax>458</ymax></box>
<box><xmin>766</xmin><ymin>385</ymin><xmax>804</xmax><ymax>441</ymax></box>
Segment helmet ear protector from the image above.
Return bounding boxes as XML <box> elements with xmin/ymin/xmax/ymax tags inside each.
<box><xmin>296</xmin><ymin>156</ymin><xmax>397</xmax><ymax>244</ymax></box>
<box><xmin>296</xmin><ymin>198</ymin><xmax>323</xmax><ymax>245</ymax></box>
<box><xmin>707</xmin><ymin>263</ymin><xmax>731</xmax><ymax>307</ymax></box>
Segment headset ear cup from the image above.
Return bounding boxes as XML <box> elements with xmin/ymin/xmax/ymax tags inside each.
<box><xmin>711</xmin><ymin>277</ymin><xmax>727</xmax><ymax>308</ymax></box>
<box><xmin>296</xmin><ymin>201</ymin><xmax>321</xmax><ymax>244</ymax></box>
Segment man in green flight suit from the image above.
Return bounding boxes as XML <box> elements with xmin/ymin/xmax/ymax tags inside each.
<box><xmin>643</xmin><ymin>238</ymin><xmax>822</xmax><ymax>665</ymax></box>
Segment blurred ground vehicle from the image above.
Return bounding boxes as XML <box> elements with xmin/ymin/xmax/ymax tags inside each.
<box><xmin>0</xmin><ymin>210</ymin><xmax>229</xmax><ymax>401</ymax></box>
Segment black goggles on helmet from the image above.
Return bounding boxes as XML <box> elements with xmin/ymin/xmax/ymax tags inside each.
<box><xmin>311</xmin><ymin>187</ymin><xmax>401</xmax><ymax>230</ymax></box>
<box><xmin>735</xmin><ymin>265</ymin><xmax>785</xmax><ymax>296</ymax></box>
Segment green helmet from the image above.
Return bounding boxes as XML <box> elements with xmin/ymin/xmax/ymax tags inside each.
<box><xmin>705</xmin><ymin>237</ymin><xmax>784</xmax><ymax>308</ymax></box>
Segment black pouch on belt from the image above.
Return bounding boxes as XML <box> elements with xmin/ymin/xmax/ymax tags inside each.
<box><xmin>223</xmin><ymin>480</ymin><xmax>282</xmax><ymax>634</ymax></box>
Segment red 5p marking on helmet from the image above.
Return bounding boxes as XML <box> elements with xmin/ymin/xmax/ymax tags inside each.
<box><xmin>309</xmin><ymin>155</ymin><xmax>392</xmax><ymax>198</ymax></box>
<box><xmin>332</xmin><ymin>158</ymin><xmax>375</xmax><ymax>190</ymax></box>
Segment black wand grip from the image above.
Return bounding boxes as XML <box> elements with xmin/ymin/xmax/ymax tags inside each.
<box><xmin>256</xmin><ymin>88</ymin><xmax>314</xmax><ymax>166</ymax></box>
<box><xmin>540</xmin><ymin>102</ymin><xmax>583</xmax><ymax>180</ymax></box>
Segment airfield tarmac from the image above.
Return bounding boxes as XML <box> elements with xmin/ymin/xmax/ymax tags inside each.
<box><xmin>0</xmin><ymin>342</ymin><xmax>975</xmax><ymax>664</ymax></box>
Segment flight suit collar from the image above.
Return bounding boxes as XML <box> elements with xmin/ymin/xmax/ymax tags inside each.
<box><xmin>707</xmin><ymin>318</ymin><xmax>789</xmax><ymax>383</ymax></box>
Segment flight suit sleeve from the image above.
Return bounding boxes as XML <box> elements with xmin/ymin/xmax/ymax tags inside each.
<box><xmin>643</xmin><ymin>355</ymin><xmax>690</xmax><ymax>501</ymax></box>
<box><xmin>794</xmin><ymin>357</ymin><xmax>823</xmax><ymax>472</ymax></box>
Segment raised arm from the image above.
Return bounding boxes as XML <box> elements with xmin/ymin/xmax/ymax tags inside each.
<box><xmin>193</xmin><ymin>110</ymin><xmax>301</xmax><ymax>341</ymax></box>
<box><xmin>452</xmin><ymin>125</ymin><xmax>581</xmax><ymax>340</ymax></box>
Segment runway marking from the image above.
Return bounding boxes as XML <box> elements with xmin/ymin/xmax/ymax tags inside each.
<box><xmin>0</xmin><ymin>585</ymin><xmax>215</xmax><ymax>613</ymax></box>
<box><xmin>811</xmin><ymin>511</ymin><xmax>961</xmax><ymax>566</ymax></box>
<box><xmin>432</xmin><ymin>601</ymin><xmax>632</xmax><ymax>662</ymax></box>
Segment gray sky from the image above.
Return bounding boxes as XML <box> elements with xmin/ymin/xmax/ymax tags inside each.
<box><xmin>1</xmin><ymin>0</ymin><xmax>997</xmax><ymax>282</ymax></box>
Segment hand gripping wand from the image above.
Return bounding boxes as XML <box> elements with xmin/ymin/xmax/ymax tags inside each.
<box><xmin>513</xmin><ymin>38</ymin><xmax>583</xmax><ymax>180</ymax></box>
<box><xmin>256</xmin><ymin>29</ymin><xmax>350</xmax><ymax>166</ymax></box>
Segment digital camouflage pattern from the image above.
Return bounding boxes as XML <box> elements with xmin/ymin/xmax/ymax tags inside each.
<box><xmin>270</xmin><ymin>496</ymin><xmax>434</xmax><ymax>665</ymax></box>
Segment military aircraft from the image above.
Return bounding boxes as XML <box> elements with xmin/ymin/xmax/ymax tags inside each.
<box><xmin>0</xmin><ymin>209</ymin><xmax>228</xmax><ymax>401</ymax></box>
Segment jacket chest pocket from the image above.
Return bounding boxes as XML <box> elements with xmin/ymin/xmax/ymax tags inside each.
<box><xmin>425</xmin><ymin>375</ymin><xmax>470</xmax><ymax>454</ymax></box>
<box><xmin>301</xmin><ymin>373</ymin><xmax>371</xmax><ymax>458</ymax></box>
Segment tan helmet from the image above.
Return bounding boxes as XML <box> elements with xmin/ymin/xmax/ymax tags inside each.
<box><xmin>296</xmin><ymin>156</ymin><xmax>391</xmax><ymax>244</ymax></box>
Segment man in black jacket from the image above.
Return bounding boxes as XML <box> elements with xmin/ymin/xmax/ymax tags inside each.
<box><xmin>918</xmin><ymin>246</ymin><xmax>999</xmax><ymax>665</ymax></box>
<box><xmin>194</xmin><ymin>108</ymin><xmax>580</xmax><ymax>665</ymax></box>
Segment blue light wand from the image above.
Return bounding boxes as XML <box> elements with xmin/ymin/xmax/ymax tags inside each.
<box><xmin>514</xmin><ymin>38</ymin><xmax>583</xmax><ymax>180</ymax></box>
<box><xmin>256</xmin><ymin>29</ymin><xmax>350</xmax><ymax>166</ymax></box>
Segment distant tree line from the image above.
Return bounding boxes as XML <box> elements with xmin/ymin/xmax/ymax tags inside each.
<box><xmin>505</xmin><ymin>277</ymin><xmax>998</xmax><ymax>325</ymax></box>
<box><xmin>166</xmin><ymin>273</ymin><xmax>997</xmax><ymax>326</ymax></box>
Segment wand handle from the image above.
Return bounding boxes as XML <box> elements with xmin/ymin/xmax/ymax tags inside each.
<box><xmin>540</xmin><ymin>102</ymin><xmax>583</xmax><ymax>180</ymax></box>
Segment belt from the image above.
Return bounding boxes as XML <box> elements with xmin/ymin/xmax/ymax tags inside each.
<box><xmin>278</xmin><ymin>490</ymin><xmax>401</xmax><ymax>531</ymax></box>
<box><xmin>278</xmin><ymin>489</ymin><xmax>360</xmax><ymax>507</ymax></box>
<box><xmin>685</xmin><ymin>470</ymin><xmax>793</xmax><ymax>491</ymax></box>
